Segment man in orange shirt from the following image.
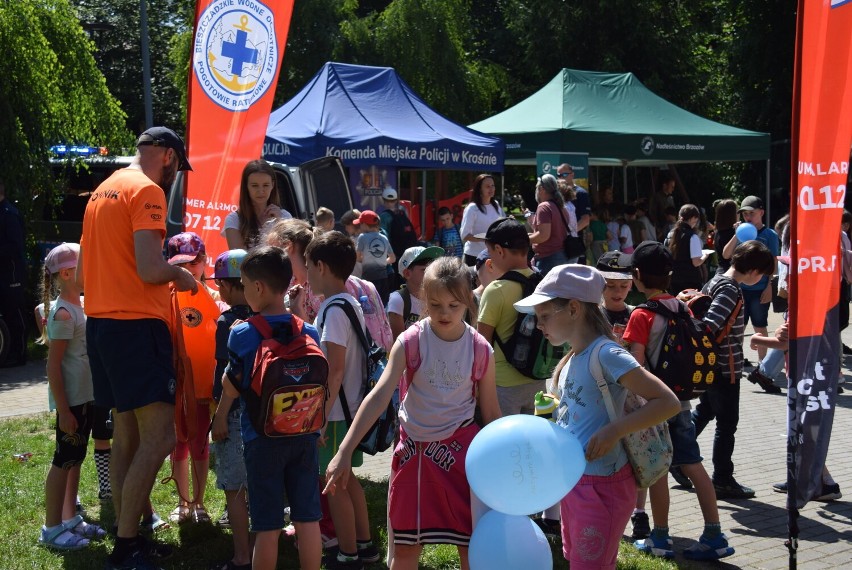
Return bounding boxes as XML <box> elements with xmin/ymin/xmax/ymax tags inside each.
<box><xmin>79</xmin><ymin>127</ymin><xmax>196</xmax><ymax>570</ymax></box>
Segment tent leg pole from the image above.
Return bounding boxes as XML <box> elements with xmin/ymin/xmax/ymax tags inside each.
<box><xmin>421</xmin><ymin>170</ymin><xmax>427</xmax><ymax>239</ymax></box>
<box><xmin>766</xmin><ymin>159</ymin><xmax>771</xmax><ymax>224</ymax></box>
<box><xmin>623</xmin><ymin>164</ymin><xmax>628</xmax><ymax>203</ymax></box>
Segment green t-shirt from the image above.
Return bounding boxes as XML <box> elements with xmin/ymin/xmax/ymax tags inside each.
<box><xmin>590</xmin><ymin>219</ymin><xmax>608</xmax><ymax>241</ymax></box>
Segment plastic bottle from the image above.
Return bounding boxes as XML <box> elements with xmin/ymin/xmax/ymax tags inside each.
<box><xmin>534</xmin><ymin>391</ymin><xmax>558</xmax><ymax>421</ymax></box>
<box><xmin>359</xmin><ymin>294</ymin><xmax>375</xmax><ymax>315</ymax></box>
<box><xmin>512</xmin><ymin>314</ymin><xmax>536</xmax><ymax>367</ymax></box>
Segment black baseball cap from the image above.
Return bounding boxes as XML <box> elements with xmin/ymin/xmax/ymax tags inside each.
<box><xmin>476</xmin><ymin>217</ymin><xmax>530</xmax><ymax>251</ymax></box>
<box><xmin>631</xmin><ymin>240</ymin><xmax>673</xmax><ymax>276</ymax></box>
<box><xmin>136</xmin><ymin>127</ymin><xmax>192</xmax><ymax>171</ymax></box>
<box><xmin>596</xmin><ymin>250</ymin><xmax>633</xmax><ymax>280</ymax></box>
<box><xmin>738</xmin><ymin>195</ymin><xmax>764</xmax><ymax>212</ymax></box>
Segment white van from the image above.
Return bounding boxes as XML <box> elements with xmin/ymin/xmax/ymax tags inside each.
<box><xmin>34</xmin><ymin>155</ymin><xmax>353</xmax><ymax>248</ymax></box>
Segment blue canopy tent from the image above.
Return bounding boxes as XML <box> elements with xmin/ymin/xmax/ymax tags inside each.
<box><xmin>264</xmin><ymin>62</ymin><xmax>504</xmax><ymax>171</ymax></box>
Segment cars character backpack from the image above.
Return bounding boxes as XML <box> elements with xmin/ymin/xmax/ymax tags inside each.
<box><xmin>242</xmin><ymin>315</ymin><xmax>328</xmax><ymax>437</ymax></box>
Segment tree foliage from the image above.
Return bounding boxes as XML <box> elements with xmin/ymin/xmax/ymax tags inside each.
<box><xmin>72</xmin><ymin>0</ymin><xmax>195</xmax><ymax>133</ymax></box>
<box><xmin>0</xmin><ymin>0</ymin><xmax>130</xmax><ymax>206</ymax></box>
<box><xmin>77</xmin><ymin>0</ymin><xmax>798</xmax><ymax>204</ymax></box>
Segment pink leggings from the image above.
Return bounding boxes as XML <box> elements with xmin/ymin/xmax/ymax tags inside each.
<box><xmin>172</xmin><ymin>403</ymin><xmax>211</xmax><ymax>461</ymax></box>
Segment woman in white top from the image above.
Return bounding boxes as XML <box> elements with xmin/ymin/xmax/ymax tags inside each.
<box><xmin>223</xmin><ymin>159</ymin><xmax>292</xmax><ymax>249</ymax></box>
<box><xmin>459</xmin><ymin>174</ymin><xmax>504</xmax><ymax>266</ymax></box>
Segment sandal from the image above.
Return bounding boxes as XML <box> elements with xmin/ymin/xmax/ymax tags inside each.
<box><xmin>64</xmin><ymin>514</ymin><xmax>107</xmax><ymax>540</ymax></box>
<box><xmin>192</xmin><ymin>504</ymin><xmax>212</xmax><ymax>524</ymax></box>
<box><xmin>168</xmin><ymin>504</ymin><xmax>191</xmax><ymax>524</ymax></box>
<box><xmin>39</xmin><ymin>523</ymin><xmax>90</xmax><ymax>551</ymax></box>
<box><xmin>140</xmin><ymin>512</ymin><xmax>170</xmax><ymax>533</ymax></box>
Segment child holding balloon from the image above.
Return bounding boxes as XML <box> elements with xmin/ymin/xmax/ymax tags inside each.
<box><xmin>324</xmin><ymin>256</ymin><xmax>501</xmax><ymax>570</ymax></box>
<box><xmin>513</xmin><ymin>264</ymin><xmax>679</xmax><ymax>570</ymax></box>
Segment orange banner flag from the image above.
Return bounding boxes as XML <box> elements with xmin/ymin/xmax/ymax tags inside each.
<box><xmin>184</xmin><ymin>0</ymin><xmax>295</xmax><ymax>264</ymax></box>
<box><xmin>787</xmin><ymin>0</ymin><xmax>852</xmax><ymax>517</ymax></box>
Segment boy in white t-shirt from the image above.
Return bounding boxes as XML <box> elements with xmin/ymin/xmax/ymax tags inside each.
<box><xmin>306</xmin><ymin>231</ymin><xmax>378</xmax><ymax>568</ymax></box>
<box><xmin>386</xmin><ymin>246</ymin><xmax>444</xmax><ymax>341</ymax></box>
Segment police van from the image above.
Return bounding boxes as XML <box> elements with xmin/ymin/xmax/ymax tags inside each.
<box><xmin>34</xmin><ymin>155</ymin><xmax>353</xmax><ymax>248</ymax></box>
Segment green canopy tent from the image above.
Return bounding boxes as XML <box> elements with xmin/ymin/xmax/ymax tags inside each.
<box><xmin>469</xmin><ymin>68</ymin><xmax>772</xmax><ymax>213</ymax></box>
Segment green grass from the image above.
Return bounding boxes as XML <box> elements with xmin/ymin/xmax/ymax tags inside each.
<box><xmin>0</xmin><ymin>413</ymin><xmax>679</xmax><ymax>569</ymax></box>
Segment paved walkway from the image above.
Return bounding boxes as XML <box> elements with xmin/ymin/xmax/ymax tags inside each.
<box><xmin>3</xmin><ymin>310</ymin><xmax>851</xmax><ymax>568</ymax></box>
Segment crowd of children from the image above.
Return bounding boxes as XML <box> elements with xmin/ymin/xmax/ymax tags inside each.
<box><xmin>36</xmin><ymin>174</ymin><xmax>847</xmax><ymax>570</ymax></box>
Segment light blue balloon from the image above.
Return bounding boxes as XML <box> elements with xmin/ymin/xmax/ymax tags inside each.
<box><xmin>736</xmin><ymin>222</ymin><xmax>758</xmax><ymax>242</ymax></box>
<box><xmin>469</xmin><ymin>510</ymin><xmax>553</xmax><ymax>570</ymax></box>
<box><xmin>466</xmin><ymin>415</ymin><xmax>586</xmax><ymax>515</ymax></box>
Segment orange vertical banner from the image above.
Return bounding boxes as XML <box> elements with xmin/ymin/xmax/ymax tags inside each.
<box><xmin>788</xmin><ymin>0</ymin><xmax>852</xmax><ymax>524</ymax></box>
<box><xmin>184</xmin><ymin>0</ymin><xmax>295</xmax><ymax>262</ymax></box>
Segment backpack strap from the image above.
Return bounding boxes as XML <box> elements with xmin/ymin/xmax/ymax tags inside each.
<box><xmin>400</xmin><ymin>286</ymin><xmax>412</xmax><ymax>324</ymax></box>
<box><xmin>492</xmin><ymin>270</ymin><xmax>533</xmax><ymax>357</ymax></box>
<box><xmin>471</xmin><ymin>329</ymin><xmax>491</xmax><ymax>383</ymax></box>
<box><xmin>401</xmin><ymin>322</ymin><xmax>423</xmax><ymax>374</ymax></box>
<box><xmin>247</xmin><ymin>314</ymin><xmax>303</xmax><ymax>339</ymax></box>
<box><xmin>589</xmin><ymin>341</ymin><xmax>620</xmax><ymax>423</ymax></box>
<box><xmin>706</xmin><ymin>278</ymin><xmax>743</xmax><ymax>383</ymax></box>
<box><xmin>320</xmin><ymin>299</ymin><xmax>371</xmax><ymax>355</ymax></box>
<box><xmin>319</xmin><ymin>299</ymin><xmax>372</xmax><ymax>427</ymax></box>
<box><xmin>637</xmin><ymin>299</ymin><xmax>688</xmax><ymax>321</ymax></box>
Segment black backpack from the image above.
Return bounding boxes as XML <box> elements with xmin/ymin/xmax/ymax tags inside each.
<box><xmin>320</xmin><ymin>299</ymin><xmax>397</xmax><ymax>455</ymax></box>
<box><xmin>494</xmin><ymin>270</ymin><xmax>567</xmax><ymax>380</ymax></box>
<box><xmin>637</xmin><ymin>299</ymin><xmax>721</xmax><ymax>400</ymax></box>
<box><xmin>385</xmin><ymin>208</ymin><xmax>418</xmax><ymax>259</ymax></box>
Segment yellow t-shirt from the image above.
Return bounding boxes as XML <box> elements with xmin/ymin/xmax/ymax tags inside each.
<box><xmin>81</xmin><ymin>168</ymin><xmax>170</xmax><ymax>322</ymax></box>
<box><xmin>478</xmin><ymin>268</ymin><xmax>538</xmax><ymax>387</ymax></box>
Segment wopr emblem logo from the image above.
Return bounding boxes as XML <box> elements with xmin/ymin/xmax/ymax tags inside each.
<box><xmin>193</xmin><ymin>0</ymin><xmax>278</xmax><ymax>111</ymax></box>
<box><xmin>641</xmin><ymin>136</ymin><xmax>655</xmax><ymax>156</ymax></box>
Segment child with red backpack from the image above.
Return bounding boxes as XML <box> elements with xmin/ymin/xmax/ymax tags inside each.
<box><xmin>324</xmin><ymin>257</ymin><xmax>501</xmax><ymax>570</ymax></box>
<box><xmin>221</xmin><ymin>246</ymin><xmax>324</xmax><ymax>570</ymax></box>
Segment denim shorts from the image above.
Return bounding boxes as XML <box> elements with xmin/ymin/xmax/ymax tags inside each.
<box><xmin>88</xmin><ymin>318</ymin><xmax>175</xmax><ymax>413</ymax></box>
<box><xmin>212</xmin><ymin>409</ymin><xmax>247</xmax><ymax>491</ymax></box>
<box><xmin>668</xmin><ymin>409</ymin><xmax>703</xmax><ymax>466</ymax></box>
<box><xmin>244</xmin><ymin>434</ymin><xmax>321</xmax><ymax>531</ymax></box>
<box><xmin>741</xmin><ymin>288</ymin><xmax>770</xmax><ymax>328</ymax></box>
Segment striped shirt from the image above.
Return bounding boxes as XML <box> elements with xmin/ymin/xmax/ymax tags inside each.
<box><xmin>701</xmin><ymin>275</ymin><xmax>745</xmax><ymax>380</ymax></box>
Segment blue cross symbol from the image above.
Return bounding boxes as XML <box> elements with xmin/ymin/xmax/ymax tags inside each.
<box><xmin>221</xmin><ymin>28</ymin><xmax>259</xmax><ymax>77</ymax></box>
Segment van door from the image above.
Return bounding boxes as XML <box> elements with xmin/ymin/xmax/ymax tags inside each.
<box><xmin>297</xmin><ymin>156</ymin><xmax>353</xmax><ymax>223</ymax></box>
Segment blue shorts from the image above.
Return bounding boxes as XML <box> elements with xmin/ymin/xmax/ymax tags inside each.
<box><xmin>319</xmin><ymin>420</ymin><xmax>363</xmax><ymax>472</ymax></box>
<box><xmin>212</xmin><ymin>409</ymin><xmax>247</xmax><ymax>491</ymax></box>
<box><xmin>88</xmin><ymin>318</ymin><xmax>176</xmax><ymax>413</ymax></box>
<box><xmin>244</xmin><ymin>434</ymin><xmax>321</xmax><ymax>532</ymax></box>
<box><xmin>741</xmin><ymin>288</ymin><xmax>770</xmax><ymax>328</ymax></box>
<box><xmin>668</xmin><ymin>409</ymin><xmax>703</xmax><ymax>466</ymax></box>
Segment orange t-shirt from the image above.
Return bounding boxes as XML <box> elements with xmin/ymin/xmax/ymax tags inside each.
<box><xmin>81</xmin><ymin>168</ymin><xmax>170</xmax><ymax>322</ymax></box>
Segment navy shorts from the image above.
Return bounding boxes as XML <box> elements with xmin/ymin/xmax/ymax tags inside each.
<box><xmin>244</xmin><ymin>434</ymin><xmax>321</xmax><ymax>532</ymax></box>
<box><xmin>88</xmin><ymin>317</ymin><xmax>176</xmax><ymax>413</ymax></box>
<box><xmin>741</xmin><ymin>288</ymin><xmax>770</xmax><ymax>328</ymax></box>
<box><xmin>91</xmin><ymin>404</ymin><xmax>113</xmax><ymax>441</ymax></box>
<box><xmin>668</xmin><ymin>409</ymin><xmax>703</xmax><ymax>466</ymax></box>
<box><xmin>53</xmin><ymin>401</ymin><xmax>94</xmax><ymax>469</ymax></box>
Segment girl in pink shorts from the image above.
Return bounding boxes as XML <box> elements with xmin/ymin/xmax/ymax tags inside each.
<box><xmin>513</xmin><ymin>264</ymin><xmax>679</xmax><ymax>570</ymax></box>
<box><xmin>324</xmin><ymin>257</ymin><xmax>501</xmax><ymax>569</ymax></box>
